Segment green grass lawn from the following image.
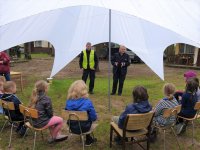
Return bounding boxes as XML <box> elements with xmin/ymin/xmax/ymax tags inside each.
<box><xmin>31</xmin><ymin>53</ymin><xmax>52</xmax><ymax>59</ymax></box>
<box><xmin>16</xmin><ymin>53</ymin><xmax>52</xmax><ymax>60</ymax></box>
<box><xmin>0</xmin><ymin>69</ymin><xmax>200</xmax><ymax>149</ymax></box>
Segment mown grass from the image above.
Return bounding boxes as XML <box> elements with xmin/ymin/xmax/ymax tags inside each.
<box><xmin>16</xmin><ymin>53</ymin><xmax>52</xmax><ymax>60</ymax></box>
<box><xmin>1</xmin><ymin>63</ymin><xmax>200</xmax><ymax>149</ymax></box>
<box><xmin>31</xmin><ymin>53</ymin><xmax>52</xmax><ymax>59</ymax></box>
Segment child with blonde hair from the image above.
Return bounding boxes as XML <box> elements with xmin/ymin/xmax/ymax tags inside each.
<box><xmin>65</xmin><ymin>80</ymin><xmax>97</xmax><ymax>146</ymax></box>
<box><xmin>0</xmin><ymin>76</ymin><xmax>6</xmax><ymax>114</ymax></box>
<box><xmin>154</xmin><ymin>83</ymin><xmax>179</xmax><ymax>126</ymax></box>
<box><xmin>29</xmin><ymin>80</ymin><xmax>67</xmax><ymax>143</ymax></box>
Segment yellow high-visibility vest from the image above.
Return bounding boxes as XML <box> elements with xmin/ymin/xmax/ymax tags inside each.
<box><xmin>82</xmin><ymin>50</ymin><xmax>95</xmax><ymax>69</ymax></box>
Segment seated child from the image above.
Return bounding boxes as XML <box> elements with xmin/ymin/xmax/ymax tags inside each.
<box><xmin>111</xmin><ymin>86</ymin><xmax>152</xmax><ymax>143</ymax></box>
<box><xmin>29</xmin><ymin>80</ymin><xmax>67</xmax><ymax>143</ymax></box>
<box><xmin>176</xmin><ymin>78</ymin><xmax>199</xmax><ymax>134</ymax></box>
<box><xmin>1</xmin><ymin>81</ymin><xmax>26</xmax><ymax>135</ymax></box>
<box><xmin>154</xmin><ymin>83</ymin><xmax>179</xmax><ymax>126</ymax></box>
<box><xmin>0</xmin><ymin>76</ymin><xmax>6</xmax><ymax>114</ymax></box>
<box><xmin>174</xmin><ymin>70</ymin><xmax>200</xmax><ymax>102</ymax></box>
<box><xmin>65</xmin><ymin>80</ymin><xmax>97</xmax><ymax>146</ymax></box>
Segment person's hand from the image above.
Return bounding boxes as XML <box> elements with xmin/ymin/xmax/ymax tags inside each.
<box><xmin>121</xmin><ymin>62</ymin><xmax>125</xmax><ymax>67</ymax></box>
<box><xmin>0</xmin><ymin>61</ymin><xmax>3</xmax><ymax>64</ymax></box>
<box><xmin>115</xmin><ymin>62</ymin><xmax>118</xmax><ymax>66</ymax></box>
<box><xmin>178</xmin><ymin>96</ymin><xmax>182</xmax><ymax>101</ymax></box>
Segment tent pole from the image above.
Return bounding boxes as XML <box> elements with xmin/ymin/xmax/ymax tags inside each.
<box><xmin>108</xmin><ymin>9</ymin><xmax>111</xmax><ymax>112</ymax></box>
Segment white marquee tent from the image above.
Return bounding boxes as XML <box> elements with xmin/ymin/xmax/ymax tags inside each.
<box><xmin>0</xmin><ymin>0</ymin><xmax>200</xmax><ymax>80</ymax></box>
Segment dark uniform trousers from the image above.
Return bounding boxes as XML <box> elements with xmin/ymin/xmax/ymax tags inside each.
<box><xmin>82</xmin><ymin>69</ymin><xmax>95</xmax><ymax>92</ymax></box>
<box><xmin>112</xmin><ymin>68</ymin><xmax>126</xmax><ymax>95</ymax></box>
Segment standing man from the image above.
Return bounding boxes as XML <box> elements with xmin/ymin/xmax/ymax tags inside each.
<box><xmin>79</xmin><ymin>42</ymin><xmax>98</xmax><ymax>94</ymax></box>
<box><xmin>111</xmin><ymin>45</ymin><xmax>130</xmax><ymax>96</ymax></box>
<box><xmin>0</xmin><ymin>51</ymin><xmax>11</xmax><ymax>81</ymax></box>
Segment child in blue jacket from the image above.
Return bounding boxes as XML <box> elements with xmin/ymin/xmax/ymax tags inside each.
<box><xmin>65</xmin><ymin>80</ymin><xmax>97</xmax><ymax>146</ymax></box>
<box><xmin>1</xmin><ymin>81</ymin><xmax>26</xmax><ymax>135</ymax></box>
<box><xmin>176</xmin><ymin>78</ymin><xmax>199</xmax><ymax>134</ymax></box>
<box><xmin>111</xmin><ymin>86</ymin><xmax>152</xmax><ymax>144</ymax></box>
<box><xmin>179</xmin><ymin>78</ymin><xmax>198</xmax><ymax>118</ymax></box>
<box><xmin>112</xmin><ymin>85</ymin><xmax>152</xmax><ymax>129</ymax></box>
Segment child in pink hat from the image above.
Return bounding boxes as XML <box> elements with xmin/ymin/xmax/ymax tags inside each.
<box><xmin>174</xmin><ymin>70</ymin><xmax>198</xmax><ymax>103</ymax></box>
<box><xmin>184</xmin><ymin>70</ymin><xmax>197</xmax><ymax>81</ymax></box>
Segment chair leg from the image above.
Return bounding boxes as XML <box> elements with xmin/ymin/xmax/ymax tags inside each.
<box><xmin>171</xmin><ymin>127</ymin><xmax>181</xmax><ymax>150</ymax></box>
<box><xmin>91</xmin><ymin>132</ymin><xmax>94</xmax><ymax>139</ymax></box>
<box><xmin>192</xmin><ymin>121</ymin><xmax>194</xmax><ymax>145</ymax></box>
<box><xmin>0</xmin><ymin>120</ymin><xmax>8</xmax><ymax>133</ymax></box>
<box><xmin>33</xmin><ymin>131</ymin><xmax>37</xmax><ymax>150</ymax></box>
<box><xmin>41</xmin><ymin>131</ymin><xmax>44</xmax><ymax>140</ymax></box>
<box><xmin>163</xmin><ymin>129</ymin><xmax>166</xmax><ymax>150</ymax></box>
<box><xmin>23</xmin><ymin>128</ymin><xmax>29</xmax><ymax>139</ymax></box>
<box><xmin>122</xmin><ymin>136</ymin><xmax>126</xmax><ymax>150</ymax></box>
<box><xmin>110</xmin><ymin>126</ymin><xmax>113</xmax><ymax>148</ymax></box>
<box><xmin>8</xmin><ymin>123</ymin><xmax>13</xmax><ymax>148</ymax></box>
<box><xmin>81</xmin><ymin>135</ymin><xmax>85</xmax><ymax>150</ymax></box>
<box><xmin>147</xmin><ymin>136</ymin><xmax>150</xmax><ymax>150</ymax></box>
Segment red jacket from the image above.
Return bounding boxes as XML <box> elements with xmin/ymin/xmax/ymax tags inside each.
<box><xmin>0</xmin><ymin>52</ymin><xmax>10</xmax><ymax>73</ymax></box>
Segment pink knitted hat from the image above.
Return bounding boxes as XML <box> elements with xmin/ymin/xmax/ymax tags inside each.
<box><xmin>184</xmin><ymin>70</ymin><xmax>197</xmax><ymax>81</ymax></box>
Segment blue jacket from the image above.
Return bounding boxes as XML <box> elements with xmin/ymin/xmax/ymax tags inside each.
<box><xmin>118</xmin><ymin>100</ymin><xmax>152</xmax><ymax>129</ymax></box>
<box><xmin>1</xmin><ymin>93</ymin><xmax>24</xmax><ymax>121</ymax></box>
<box><xmin>65</xmin><ymin>98</ymin><xmax>97</xmax><ymax>134</ymax></box>
<box><xmin>180</xmin><ymin>92</ymin><xmax>197</xmax><ymax>118</ymax></box>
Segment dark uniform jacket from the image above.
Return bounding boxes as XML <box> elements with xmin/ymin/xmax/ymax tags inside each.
<box><xmin>111</xmin><ymin>52</ymin><xmax>130</xmax><ymax>75</ymax></box>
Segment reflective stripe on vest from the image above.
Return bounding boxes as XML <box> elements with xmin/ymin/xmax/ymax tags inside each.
<box><xmin>82</xmin><ymin>50</ymin><xmax>95</xmax><ymax>69</ymax></box>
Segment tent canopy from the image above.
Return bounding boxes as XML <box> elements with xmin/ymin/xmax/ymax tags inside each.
<box><xmin>1</xmin><ymin>0</ymin><xmax>200</xmax><ymax>79</ymax></box>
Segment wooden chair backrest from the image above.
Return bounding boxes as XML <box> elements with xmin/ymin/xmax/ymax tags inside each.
<box><xmin>0</xmin><ymin>100</ymin><xmax>15</xmax><ymax>110</ymax></box>
<box><xmin>125</xmin><ymin>111</ymin><xmax>154</xmax><ymax>131</ymax></box>
<box><xmin>62</xmin><ymin>110</ymin><xmax>88</xmax><ymax>121</ymax></box>
<box><xmin>19</xmin><ymin>104</ymin><xmax>38</xmax><ymax>119</ymax></box>
<box><xmin>194</xmin><ymin>102</ymin><xmax>200</xmax><ymax>110</ymax></box>
<box><xmin>163</xmin><ymin>108</ymin><xmax>178</xmax><ymax>118</ymax></box>
<box><xmin>175</xmin><ymin>105</ymin><xmax>181</xmax><ymax>114</ymax></box>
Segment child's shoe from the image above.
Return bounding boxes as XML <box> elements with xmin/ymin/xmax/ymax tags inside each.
<box><xmin>85</xmin><ymin>137</ymin><xmax>97</xmax><ymax>146</ymax></box>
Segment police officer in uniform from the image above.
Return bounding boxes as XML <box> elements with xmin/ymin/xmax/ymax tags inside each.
<box><xmin>79</xmin><ymin>42</ymin><xmax>98</xmax><ymax>94</ymax></box>
<box><xmin>111</xmin><ymin>45</ymin><xmax>130</xmax><ymax>96</ymax></box>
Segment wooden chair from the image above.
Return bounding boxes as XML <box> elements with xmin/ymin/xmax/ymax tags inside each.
<box><xmin>62</xmin><ymin>110</ymin><xmax>98</xmax><ymax>150</ymax></box>
<box><xmin>0</xmin><ymin>100</ymin><xmax>23</xmax><ymax>148</ymax></box>
<box><xmin>19</xmin><ymin>104</ymin><xmax>50</xmax><ymax>150</ymax></box>
<box><xmin>154</xmin><ymin>106</ymin><xmax>181</xmax><ymax>150</ymax></box>
<box><xmin>177</xmin><ymin>101</ymin><xmax>200</xmax><ymax>145</ymax></box>
<box><xmin>110</xmin><ymin>111</ymin><xmax>154</xmax><ymax>150</ymax></box>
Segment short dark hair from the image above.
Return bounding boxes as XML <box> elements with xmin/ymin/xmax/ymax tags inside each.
<box><xmin>132</xmin><ymin>86</ymin><xmax>149</xmax><ymax>103</ymax></box>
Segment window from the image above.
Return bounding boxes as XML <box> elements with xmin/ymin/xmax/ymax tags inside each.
<box><xmin>179</xmin><ymin>44</ymin><xmax>194</xmax><ymax>54</ymax></box>
<box><xmin>34</xmin><ymin>41</ymin><xmax>42</xmax><ymax>47</ymax></box>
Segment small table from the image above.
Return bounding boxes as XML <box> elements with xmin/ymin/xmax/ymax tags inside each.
<box><xmin>10</xmin><ymin>71</ymin><xmax>23</xmax><ymax>92</ymax></box>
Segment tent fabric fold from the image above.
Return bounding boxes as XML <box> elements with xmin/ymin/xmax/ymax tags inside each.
<box><xmin>0</xmin><ymin>0</ymin><xmax>200</xmax><ymax>79</ymax></box>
